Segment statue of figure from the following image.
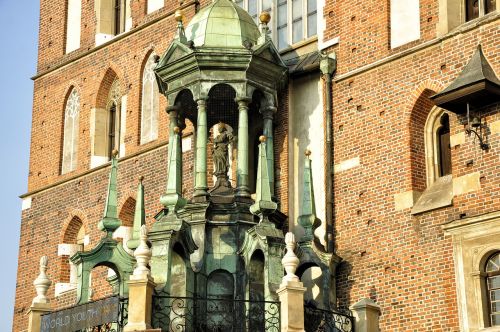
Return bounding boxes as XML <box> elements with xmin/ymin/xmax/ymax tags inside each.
<box><xmin>212</xmin><ymin>122</ymin><xmax>234</xmax><ymax>177</ymax></box>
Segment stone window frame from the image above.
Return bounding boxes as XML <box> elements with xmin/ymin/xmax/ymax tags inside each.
<box><xmin>484</xmin><ymin>252</ymin><xmax>500</xmax><ymax>327</ymax></box>
<box><xmin>140</xmin><ymin>52</ymin><xmax>160</xmax><ymax>145</ymax></box>
<box><xmin>94</xmin><ymin>0</ymin><xmax>132</xmax><ymax>46</ymax></box>
<box><xmin>234</xmin><ymin>0</ymin><xmax>317</xmax><ymax>50</ymax></box>
<box><xmin>424</xmin><ymin>106</ymin><xmax>452</xmax><ymax>187</ymax></box>
<box><xmin>106</xmin><ymin>79</ymin><xmax>122</xmax><ymax>158</ymax></box>
<box><xmin>437</xmin><ymin>0</ymin><xmax>499</xmax><ymax>36</ymax></box>
<box><xmin>65</xmin><ymin>0</ymin><xmax>82</xmax><ymax>53</ymax></box>
<box><xmin>443</xmin><ymin>211</ymin><xmax>500</xmax><ymax>331</ymax></box>
<box><xmin>61</xmin><ymin>88</ymin><xmax>80</xmax><ymax>174</ymax></box>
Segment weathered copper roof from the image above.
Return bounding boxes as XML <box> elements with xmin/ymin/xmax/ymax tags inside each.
<box><xmin>431</xmin><ymin>45</ymin><xmax>500</xmax><ymax>113</ymax></box>
<box><xmin>184</xmin><ymin>0</ymin><xmax>260</xmax><ymax>48</ymax></box>
<box><xmin>284</xmin><ymin>51</ymin><xmax>320</xmax><ymax>76</ymax></box>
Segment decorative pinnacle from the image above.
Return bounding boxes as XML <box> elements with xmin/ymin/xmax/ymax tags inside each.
<box><xmin>33</xmin><ymin>256</ymin><xmax>52</xmax><ymax>305</ymax></box>
<box><xmin>305</xmin><ymin>149</ymin><xmax>311</xmax><ymax>156</ymax></box>
<box><xmin>112</xmin><ymin>149</ymin><xmax>119</xmax><ymax>157</ymax></box>
<box><xmin>133</xmin><ymin>225</ymin><xmax>152</xmax><ymax>277</ymax></box>
<box><xmin>139</xmin><ymin>175</ymin><xmax>144</xmax><ymax>182</ymax></box>
<box><xmin>174</xmin><ymin>126</ymin><xmax>180</xmax><ymax>134</ymax></box>
<box><xmin>259</xmin><ymin>135</ymin><xmax>267</xmax><ymax>142</ymax></box>
<box><xmin>281</xmin><ymin>232</ymin><xmax>300</xmax><ymax>283</ymax></box>
<box><xmin>259</xmin><ymin>11</ymin><xmax>271</xmax><ymax>24</ymax></box>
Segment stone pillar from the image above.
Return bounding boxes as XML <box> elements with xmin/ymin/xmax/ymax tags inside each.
<box><xmin>166</xmin><ymin>105</ymin><xmax>179</xmax><ymax>163</ymax></box>
<box><xmin>194</xmin><ymin>98</ymin><xmax>208</xmax><ymax>199</ymax></box>
<box><xmin>236</xmin><ymin>97</ymin><xmax>251</xmax><ymax>197</ymax></box>
<box><xmin>125</xmin><ymin>225</ymin><xmax>157</xmax><ymax>331</ymax></box>
<box><xmin>277</xmin><ymin>233</ymin><xmax>305</xmax><ymax>332</ymax></box>
<box><xmin>350</xmin><ymin>298</ymin><xmax>381</xmax><ymax>332</ymax></box>
<box><xmin>28</xmin><ymin>256</ymin><xmax>52</xmax><ymax>332</ymax></box>
<box><xmin>261</xmin><ymin>106</ymin><xmax>276</xmax><ymax>196</ymax></box>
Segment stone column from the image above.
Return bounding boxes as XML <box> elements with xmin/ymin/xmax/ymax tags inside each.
<box><xmin>166</xmin><ymin>105</ymin><xmax>179</xmax><ymax>164</ymax></box>
<box><xmin>236</xmin><ymin>97</ymin><xmax>251</xmax><ymax>197</ymax></box>
<box><xmin>194</xmin><ymin>98</ymin><xmax>209</xmax><ymax>199</ymax></box>
<box><xmin>125</xmin><ymin>225</ymin><xmax>157</xmax><ymax>331</ymax></box>
<box><xmin>28</xmin><ymin>256</ymin><xmax>52</xmax><ymax>332</ymax></box>
<box><xmin>261</xmin><ymin>106</ymin><xmax>276</xmax><ymax>196</ymax></box>
<box><xmin>276</xmin><ymin>233</ymin><xmax>305</xmax><ymax>332</ymax></box>
<box><xmin>350</xmin><ymin>298</ymin><xmax>381</xmax><ymax>332</ymax></box>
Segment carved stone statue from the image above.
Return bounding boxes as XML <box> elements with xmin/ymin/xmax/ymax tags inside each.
<box><xmin>210</xmin><ymin>122</ymin><xmax>235</xmax><ymax>194</ymax></box>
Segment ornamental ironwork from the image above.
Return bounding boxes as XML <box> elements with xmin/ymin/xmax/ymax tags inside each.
<box><xmin>304</xmin><ymin>303</ymin><xmax>354</xmax><ymax>332</ymax></box>
<box><xmin>151</xmin><ymin>295</ymin><xmax>280</xmax><ymax>332</ymax></box>
<box><xmin>40</xmin><ymin>295</ymin><xmax>128</xmax><ymax>332</ymax></box>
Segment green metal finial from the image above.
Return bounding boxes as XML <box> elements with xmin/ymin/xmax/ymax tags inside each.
<box><xmin>298</xmin><ymin>149</ymin><xmax>316</xmax><ymax>242</ymax></box>
<box><xmin>98</xmin><ymin>150</ymin><xmax>122</xmax><ymax>237</ymax></box>
<box><xmin>160</xmin><ymin>127</ymin><xmax>187</xmax><ymax>215</ymax></box>
<box><xmin>127</xmin><ymin>176</ymin><xmax>146</xmax><ymax>250</ymax></box>
<box><xmin>250</xmin><ymin>135</ymin><xmax>277</xmax><ymax>223</ymax></box>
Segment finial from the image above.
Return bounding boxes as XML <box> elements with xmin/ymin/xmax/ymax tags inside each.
<box><xmin>174</xmin><ymin>9</ymin><xmax>184</xmax><ymax>23</ymax></box>
<box><xmin>112</xmin><ymin>149</ymin><xmax>119</xmax><ymax>158</ymax></box>
<box><xmin>259</xmin><ymin>11</ymin><xmax>271</xmax><ymax>24</ymax></box>
<box><xmin>258</xmin><ymin>11</ymin><xmax>272</xmax><ymax>45</ymax></box>
<box><xmin>281</xmin><ymin>232</ymin><xmax>300</xmax><ymax>283</ymax></box>
<box><xmin>127</xmin><ymin>175</ymin><xmax>146</xmax><ymax>250</ymax></box>
<box><xmin>98</xmin><ymin>148</ymin><xmax>121</xmax><ymax>237</ymax></box>
<box><xmin>33</xmin><ymin>256</ymin><xmax>52</xmax><ymax>304</ymax></box>
<box><xmin>139</xmin><ymin>175</ymin><xmax>144</xmax><ymax>182</ymax></box>
<box><xmin>133</xmin><ymin>225</ymin><xmax>152</xmax><ymax>276</ymax></box>
<box><xmin>174</xmin><ymin>126</ymin><xmax>180</xmax><ymax>134</ymax></box>
<box><xmin>298</xmin><ymin>149</ymin><xmax>317</xmax><ymax>243</ymax></box>
<box><xmin>305</xmin><ymin>149</ymin><xmax>311</xmax><ymax>156</ymax></box>
<box><xmin>259</xmin><ymin>135</ymin><xmax>267</xmax><ymax>142</ymax></box>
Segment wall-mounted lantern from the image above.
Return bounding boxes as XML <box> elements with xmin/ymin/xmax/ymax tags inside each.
<box><xmin>431</xmin><ymin>45</ymin><xmax>500</xmax><ymax>150</ymax></box>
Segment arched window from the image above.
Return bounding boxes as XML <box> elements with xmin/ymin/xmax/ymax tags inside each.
<box><xmin>140</xmin><ymin>53</ymin><xmax>160</xmax><ymax>144</ymax></box>
<box><xmin>486</xmin><ymin>252</ymin><xmax>500</xmax><ymax>326</ymax></box>
<box><xmin>425</xmin><ymin>107</ymin><xmax>452</xmax><ymax>186</ymax></box>
<box><xmin>61</xmin><ymin>89</ymin><xmax>80</xmax><ymax>174</ymax></box>
<box><xmin>107</xmin><ymin>79</ymin><xmax>121</xmax><ymax>158</ymax></box>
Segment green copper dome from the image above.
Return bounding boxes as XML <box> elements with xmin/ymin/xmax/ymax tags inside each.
<box><xmin>185</xmin><ymin>0</ymin><xmax>260</xmax><ymax>48</ymax></box>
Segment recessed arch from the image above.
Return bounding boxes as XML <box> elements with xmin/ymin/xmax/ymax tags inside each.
<box><xmin>140</xmin><ymin>50</ymin><xmax>160</xmax><ymax>144</ymax></box>
<box><xmin>61</xmin><ymin>86</ymin><xmax>81</xmax><ymax>174</ymax></box>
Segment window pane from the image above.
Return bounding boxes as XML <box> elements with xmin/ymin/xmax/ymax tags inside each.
<box><xmin>292</xmin><ymin>0</ymin><xmax>302</xmax><ymax>20</ymax></box>
<box><xmin>248</xmin><ymin>0</ymin><xmax>258</xmax><ymax>20</ymax></box>
<box><xmin>485</xmin><ymin>0</ymin><xmax>496</xmax><ymax>13</ymax></box>
<box><xmin>263</xmin><ymin>0</ymin><xmax>272</xmax><ymax>11</ymax></box>
<box><xmin>489</xmin><ymin>276</ymin><xmax>500</xmax><ymax>290</ymax></box>
<box><xmin>492</xmin><ymin>314</ymin><xmax>500</xmax><ymax>326</ymax></box>
<box><xmin>307</xmin><ymin>13</ymin><xmax>317</xmax><ymax>37</ymax></box>
<box><xmin>292</xmin><ymin>20</ymin><xmax>303</xmax><ymax>43</ymax></box>
<box><xmin>278</xmin><ymin>26</ymin><xmax>288</xmax><ymax>49</ymax></box>
<box><xmin>487</xmin><ymin>253</ymin><xmax>500</xmax><ymax>272</ymax></box>
<box><xmin>465</xmin><ymin>0</ymin><xmax>479</xmax><ymax>21</ymax></box>
<box><xmin>278</xmin><ymin>2</ymin><xmax>287</xmax><ymax>26</ymax></box>
<box><xmin>491</xmin><ymin>290</ymin><xmax>500</xmax><ymax>301</ymax></box>
<box><xmin>308</xmin><ymin>0</ymin><xmax>317</xmax><ymax>13</ymax></box>
<box><xmin>492</xmin><ymin>301</ymin><xmax>500</xmax><ymax>313</ymax></box>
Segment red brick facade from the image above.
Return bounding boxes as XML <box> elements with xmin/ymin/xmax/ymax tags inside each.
<box><xmin>13</xmin><ymin>0</ymin><xmax>499</xmax><ymax>331</ymax></box>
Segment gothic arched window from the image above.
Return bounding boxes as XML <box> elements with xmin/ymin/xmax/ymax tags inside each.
<box><xmin>140</xmin><ymin>53</ymin><xmax>160</xmax><ymax>144</ymax></box>
<box><xmin>61</xmin><ymin>89</ymin><xmax>80</xmax><ymax>174</ymax></box>
<box><xmin>107</xmin><ymin>79</ymin><xmax>121</xmax><ymax>158</ymax></box>
<box><xmin>486</xmin><ymin>252</ymin><xmax>500</xmax><ymax>326</ymax></box>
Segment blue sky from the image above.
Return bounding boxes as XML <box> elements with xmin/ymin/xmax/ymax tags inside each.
<box><xmin>0</xmin><ymin>1</ymin><xmax>39</xmax><ymax>329</ymax></box>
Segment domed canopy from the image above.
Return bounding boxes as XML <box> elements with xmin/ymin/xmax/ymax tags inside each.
<box><xmin>185</xmin><ymin>0</ymin><xmax>260</xmax><ymax>48</ymax></box>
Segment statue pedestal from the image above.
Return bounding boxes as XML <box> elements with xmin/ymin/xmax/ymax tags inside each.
<box><xmin>277</xmin><ymin>280</ymin><xmax>306</xmax><ymax>332</ymax></box>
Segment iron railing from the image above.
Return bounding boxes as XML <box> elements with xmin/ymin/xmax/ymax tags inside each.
<box><xmin>151</xmin><ymin>295</ymin><xmax>280</xmax><ymax>332</ymax></box>
<box><xmin>304</xmin><ymin>304</ymin><xmax>354</xmax><ymax>332</ymax></box>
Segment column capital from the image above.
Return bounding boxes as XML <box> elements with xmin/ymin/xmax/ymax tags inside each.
<box><xmin>166</xmin><ymin>105</ymin><xmax>179</xmax><ymax>114</ymax></box>
<box><xmin>196</xmin><ymin>97</ymin><xmax>208</xmax><ymax>105</ymax></box>
<box><xmin>260</xmin><ymin>106</ymin><xmax>277</xmax><ymax>118</ymax></box>
<box><xmin>235</xmin><ymin>96</ymin><xmax>252</xmax><ymax>105</ymax></box>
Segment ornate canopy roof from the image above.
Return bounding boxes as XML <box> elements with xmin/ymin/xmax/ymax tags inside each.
<box><xmin>185</xmin><ymin>0</ymin><xmax>260</xmax><ymax>48</ymax></box>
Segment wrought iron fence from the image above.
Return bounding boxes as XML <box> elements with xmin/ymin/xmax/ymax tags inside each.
<box><xmin>40</xmin><ymin>295</ymin><xmax>128</xmax><ymax>332</ymax></box>
<box><xmin>151</xmin><ymin>295</ymin><xmax>280</xmax><ymax>332</ymax></box>
<box><xmin>304</xmin><ymin>304</ymin><xmax>354</xmax><ymax>332</ymax></box>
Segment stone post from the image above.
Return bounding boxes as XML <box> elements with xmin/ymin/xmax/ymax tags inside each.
<box><xmin>261</xmin><ymin>106</ymin><xmax>276</xmax><ymax>196</ymax></box>
<box><xmin>276</xmin><ymin>233</ymin><xmax>305</xmax><ymax>332</ymax></box>
<box><xmin>236</xmin><ymin>97</ymin><xmax>251</xmax><ymax>197</ymax></box>
<box><xmin>349</xmin><ymin>298</ymin><xmax>381</xmax><ymax>332</ymax></box>
<box><xmin>124</xmin><ymin>225</ymin><xmax>157</xmax><ymax>332</ymax></box>
<box><xmin>28</xmin><ymin>256</ymin><xmax>52</xmax><ymax>332</ymax></box>
<box><xmin>194</xmin><ymin>98</ymin><xmax>209</xmax><ymax>200</ymax></box>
